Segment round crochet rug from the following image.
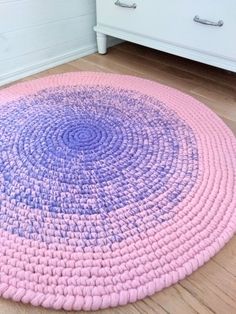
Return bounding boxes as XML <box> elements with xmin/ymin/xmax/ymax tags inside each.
<box><xmin>0</xmin><ymin>73</ymin><xmax>235</xmax><ymax>311</ymax></box>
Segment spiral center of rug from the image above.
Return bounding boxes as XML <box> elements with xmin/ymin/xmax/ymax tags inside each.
<box><xmin>0</xmin><ymin>86</ymin><xmax>198</xmax><ymax>246</ymax></box>
<box><xmin>63</xmin><ymin>124</ymin><xmax>98</xmax><ymax>146</ymax></box>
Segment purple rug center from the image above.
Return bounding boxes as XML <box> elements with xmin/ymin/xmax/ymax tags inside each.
<box><xmin>0</xmin><ymin>86</ymin><xmax>198</xmax><ymax>246</ymax></box>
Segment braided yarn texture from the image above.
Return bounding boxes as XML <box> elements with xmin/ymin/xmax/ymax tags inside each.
<box><xmin>0</xmin><ymin>72</ymin><xmax>235</xmax><ymax>311</ymax></box>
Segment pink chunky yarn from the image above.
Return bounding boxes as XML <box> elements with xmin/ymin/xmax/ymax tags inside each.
<box><xmin>0</xmin><ymin>72</ymin><xmax>235</xmax><ymax>311</ymax></box>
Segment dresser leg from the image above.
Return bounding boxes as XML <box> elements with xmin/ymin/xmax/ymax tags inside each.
<box><xmin>96</xmin><ymin>32</ymin><xmax>107</xmax><ymax>54</ymax></box>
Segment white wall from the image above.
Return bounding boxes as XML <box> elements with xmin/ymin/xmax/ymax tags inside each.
<box><xmin>0</xmin><ymin>0</ymin><xmax>117</xmax><ymax>86</ymax></box>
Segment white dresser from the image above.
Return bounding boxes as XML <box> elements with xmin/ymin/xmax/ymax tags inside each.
<box><xmin>94</xmin><ymin>0</ymin><xmax>236</xmax><ymax>72</ymax></box>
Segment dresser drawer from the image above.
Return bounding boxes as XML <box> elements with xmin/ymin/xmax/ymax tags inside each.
<box><xmin>96</xmin><ymin>0</ymin><xmax>236</xmax><ymax>60</ymax></box>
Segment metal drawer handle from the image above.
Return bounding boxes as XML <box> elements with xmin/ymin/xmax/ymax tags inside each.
<box><xmin>193</xmin><ymin>15</ymin><xmax>223</xmax><ymax>27</ymax></box>
<box><xmin>115</xmin><ymin>0</ymin><xmax>137</xmax><ymax>9</ymax></box>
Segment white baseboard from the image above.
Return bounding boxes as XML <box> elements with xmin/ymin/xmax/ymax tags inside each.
<box><xmin>0</xmin><ymin>38</ymin><xmax>122</xmax><ymax>87</ymax></box>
